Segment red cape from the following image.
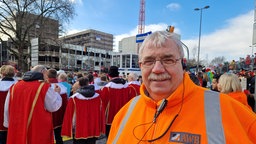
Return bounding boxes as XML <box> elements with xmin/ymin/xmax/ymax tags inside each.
<box><xmin>62</xmin><ymin>94</ymin><xmax>105</xmax><ymax>139</ymax></box>
<box><xmin>7</xmin><ymin>80</ymin><xmax>53</xmax><ymax>144</ymax></box>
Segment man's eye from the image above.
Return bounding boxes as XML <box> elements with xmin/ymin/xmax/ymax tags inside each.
<box><xmin>162</xmin><ymin>59</ymin><xmax>175</xmax><ymax>64</ymax></box>
<box><xmin>144</xmin><ymin>60</ymin><xmax>154</xmax><ymax>65</ymax></box>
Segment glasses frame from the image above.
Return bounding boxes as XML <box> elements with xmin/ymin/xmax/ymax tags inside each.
<box><xmin>139</xmin><ymin>57</ymin><xmax>182</xmax><ymax>68</ymax></box>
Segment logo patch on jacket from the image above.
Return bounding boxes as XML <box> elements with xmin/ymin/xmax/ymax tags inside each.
<box><xmin>169</xmin><ymin>132</ymin><xmax>201</xmax><ymax>144</ymax></box>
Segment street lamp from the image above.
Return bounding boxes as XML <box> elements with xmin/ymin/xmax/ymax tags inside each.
<box><xmin>250</xmin><ymin>45</ymin><xmax>255</xmax><ymax>57</ymax></box>
<box><xmin>194</xmin><ymin>5</ymin><xmax>210</xmax><ymax>72</ymax></box>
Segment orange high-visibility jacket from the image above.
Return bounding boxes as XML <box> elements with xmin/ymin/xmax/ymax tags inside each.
<box><xmin>227</xmin><ymin>91</ymin><xmax>252</xmax><ymax>110</ymax></box>
<box><xmin>108</xmin><ymin>73</ymin><xmax>256</xmax><ymax>144</ymax></box>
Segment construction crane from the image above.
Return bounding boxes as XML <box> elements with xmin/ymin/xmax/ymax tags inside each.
<box><xmin>253</xmin><ymin>0</ymin><xmax>256</xmax><ymax>46</ymax></box>
<box><xmin>138</xmin><ymin>0</ymin><xmax>145</xmax><ymax>34</ymax></box>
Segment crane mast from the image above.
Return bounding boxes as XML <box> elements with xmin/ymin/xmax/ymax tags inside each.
<box><xmin>138</xmin><ymin>0</ymin><xmax>145</xmax><ymax>34</ymax></box>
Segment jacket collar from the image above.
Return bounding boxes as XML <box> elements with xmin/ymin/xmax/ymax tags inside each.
<box><xmin>140</xmin><ymin>73</ymin><xmax>198</xmax><ymax>109</ymax></box>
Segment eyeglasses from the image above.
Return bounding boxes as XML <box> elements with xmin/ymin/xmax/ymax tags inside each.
<box><xmin>139</xmin><ymin>57</ymin><xmax>182</xmax><ymax>68</ymax></box>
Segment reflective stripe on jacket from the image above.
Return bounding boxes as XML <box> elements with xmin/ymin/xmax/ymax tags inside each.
<box><xmin>108</xmin><ymin>73</ymin><xmax>256</xmax><ymax>144</ymax></box>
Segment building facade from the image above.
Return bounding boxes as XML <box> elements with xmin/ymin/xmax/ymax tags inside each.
<box><xmin>0</xmin><ymin>12</ymin><xmax>59</xmax><ymax>70</ymax></box>
<box><xmin>59</xmin><ymin>29</ymin><xmax>113</xmax><ymax>51</ymax></box>
<box><xmin>118</xmin><ymin>36</ymin><xmax>137</xmax><ymax>54</ymax></box>
<box><xmin>59</xmin><ymin>29</ymin><xmax>114</xmax><ymax>71</ymax></box>
<box><xmin>113</xmin><ymin>36</ymin><xmax>141</xmax><ymax>77</ymax></box>
<box><xmin>112</xmin><ymin>53</ymin><xmax>141</xmax><ymax>77</ymax></box>
<box><xmin>0</xmin><ymin>11</ymin><xmax>114</xmax><ymax>72</ymax></box>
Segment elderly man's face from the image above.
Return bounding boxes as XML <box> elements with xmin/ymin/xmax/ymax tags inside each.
<box><xmin>139</xmin><ymin>39</ymin><xmax>184</xmax><ymax>101</ymax></box>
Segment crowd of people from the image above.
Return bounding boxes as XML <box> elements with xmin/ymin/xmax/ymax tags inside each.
<box><xmin>0</xmin><ymin>64</ymin><xmax>141</xmax><ymax>144</ymax></box>
<box><xmin>188</xmin><ymin>67</ymin><xmax>256</xmax><ymax>111</ymax></box>
<box><xmin>1</xmin><ymin>30</ymin><xmax>256</xmax><ymax>144</ymax></box>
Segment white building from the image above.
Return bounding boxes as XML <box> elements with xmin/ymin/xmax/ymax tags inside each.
<box><xmin>113</xmin><ymin>35</ymin><xmax>141</xmax><ymax>77</ymax></box>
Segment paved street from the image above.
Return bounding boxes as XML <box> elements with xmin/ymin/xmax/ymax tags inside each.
<box><xmin>60</xmin><ymin>138</ymin><xmax>107</xmax><ymax>144</ymax></box>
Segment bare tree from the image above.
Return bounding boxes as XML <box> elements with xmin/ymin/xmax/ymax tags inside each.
<box><xmin>210</xmin><ymin>56</ymin><xmax>226</xmax><ymax>66</ymax></box>
<box><xmin>0</xmin><ymin>0</ymin><xmax>75</xmax><ymax>71</ymax></box>
<box><xmin>191</xmin><ymin>45</ymin><xmax>197</xmax><ymax>60</ymax></box>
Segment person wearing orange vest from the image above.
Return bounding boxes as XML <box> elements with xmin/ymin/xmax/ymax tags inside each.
<box><xmin>0</xmin><ymin>65</ymin><xmax>16</xmax><ymax>144</ymax></box>
<box><xmin>4</xmin><ymin>65</ymin><xmax>62</xmax><ymax>144</ymax></box>
<box><xmin>218</xmin><ymin>73</ymin><xmax>252</xmax><ymax>110</ymax></box>
<box><xmin>107</xmin><ymin>31</ymin><xmax>256</xmax><ymax>143</ymax></box>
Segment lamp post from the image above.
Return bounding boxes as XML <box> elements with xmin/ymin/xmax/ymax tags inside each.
<box><xmin>250</xmin><ymin>45</ymin><xmax>255</xmax><ymax>57</ymax></box>
<box><xmin>249</xmin><ymin>45</ymin><xmax>255</xmax><ymax>70</ymax></box>
<box><xmin>194</xmin><ymin>5</ymin><xmax>210</xmax><ymax>73</ymax></box>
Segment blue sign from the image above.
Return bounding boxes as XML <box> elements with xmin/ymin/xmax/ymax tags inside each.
<box><xmin>136</xmin><ymin>31</ymin><xmax>152</xmax><ymax>43</ymax></box>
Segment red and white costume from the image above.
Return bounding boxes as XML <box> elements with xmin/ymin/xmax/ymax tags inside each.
<box><xmin>101</xmin><ymin>81</ymin><xmax>137</xmax><ymax>125</ymax></box>
<box><xmin>62</xmin><ymin>92</ymin><xmax>105</xmax><ymax>139</ymax></box>
<box><xmin>128</xmin><ymin>81</ymin><xmax>141</xmax><ymax>96</ymax></box>
<box><xmin>6</xmin><ymin>81</ymin><xmax>54</xmax><ymax>144</ymax></box>
<box><xmin>0</xmin><ymin>80</ymin><xmax>16</xmax><ymax>132</ymax></box>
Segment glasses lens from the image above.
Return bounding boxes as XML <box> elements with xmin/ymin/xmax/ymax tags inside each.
<box><xmin>143</xmin><ymin>60</ymin><xmax>155</xmax><ymax>67</ymax></box>
<box><xmin>141</xmin><ymin>58</ymin><xmax>180</xmax><ymax>68</ymax></box>
<box><xmin>162</xmin><ymin>58</ymin><xmax>176</xmax><ymax>65</ymax></box>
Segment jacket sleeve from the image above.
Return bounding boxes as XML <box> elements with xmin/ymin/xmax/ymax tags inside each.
<box><xmin>45</xmin><ymin>87</ymin><xmax>62</xmax><ymax>112</ymax></box>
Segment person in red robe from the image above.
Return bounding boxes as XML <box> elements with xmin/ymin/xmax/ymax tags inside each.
<box><xmin>127</xmin><ymin>72</ymin><xmax>141</xmax><ymax>96</ymax></box>
<box><xmin>62</xmin><ymin>77</ymin><xmax>105</xmax><ymax>144</ymax></box>
<box><xmin>0</xmin><ymin>65</ymin><xmax>16</xmax><ymax>144</ymax></box>
<box><xmin>4</xmin><ymin>65</ymin><xmax>62</xmax><ymax>144</ymax></box>
<box><xmin>88</xmin><ymin>73</ymin><xmax>101</xmax><ymax>94</ymax></box>
<box><xmin>46</xmin><ymin>68</ymin><xmax>68</xmax><ymax>144</ymax></box>
<box><xmin>100</xmin><ymin>66</ymin><xmax>137</xmax><ymax>137</ymax></box>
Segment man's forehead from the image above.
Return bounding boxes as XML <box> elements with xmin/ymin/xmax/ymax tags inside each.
<box><xmin>143</xmin><ymin>54</ymin><xmax>176</xmax><ymax>59</ymax></box>
<box><xmin>145</xmin><ymin>38</ymin><xmax>176</xmax><ymax>47</ymax></box>
<box><xmin>142</xmin><ymin>45</ymin><xmax>179</xmax><ymax>56</ymax></box>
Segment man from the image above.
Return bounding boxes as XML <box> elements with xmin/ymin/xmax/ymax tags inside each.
<box><xmin>88</xmin><ymin>73</ymin><xmax>101</xmax><ymax>93</ymax></box>
<box><xmin>96</xmin><ymin>74</ymin><xmax>109</xmax><ymax>89</ymax></box>
<box><xmin>62</xmin><ymin>77</ymin><xmax>105</xmax><ymax>144</ymax></box>
<box><xmin>0</xmin><ymin>65</ymin><xmax>16</xmax><ymax>144</ymax></box>
<box><xmin>100</xmin><ymin>66</ymin><xmax>136</xmax><ymax>137</ymax></box>
<box><xmin>46</xmin><ymin>68</ymin><xmax>68</xmax><ymax>144</ymax></box>
<box><xmin>107</xmin><ymin>31</ymin><xmax>256</xmax><ymax>143</ymax></box>
<box><xmin>4</xmin><ymin>65</ymin><xmax>62</xmax><ymax>144</ymax></box>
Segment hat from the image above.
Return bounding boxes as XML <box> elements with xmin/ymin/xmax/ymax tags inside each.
<box><xmin>108</xmin><ymin>66</ymin><xmax>119</xmax><ymax>77</ymax></box>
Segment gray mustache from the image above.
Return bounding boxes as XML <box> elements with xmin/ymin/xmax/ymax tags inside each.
<box><xmin>148</xmin><ymin>73</ymin><xmax>171</xmax><ymax>81</ymax></box>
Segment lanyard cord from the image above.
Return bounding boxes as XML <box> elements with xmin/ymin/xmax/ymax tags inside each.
<box><xmin>134</xmin><ymin>75</ymin><xmax>185</xmax><ymax>143</ymax></box>
<box><xmin>148</xmin><ymin>114</ymin><xmax>178</xmax><ymax>142</ymax></box>
<box><xmin>133</xmin><ymin>122</ymin><xmax>154</xmax><ymax>144</ymax></box>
